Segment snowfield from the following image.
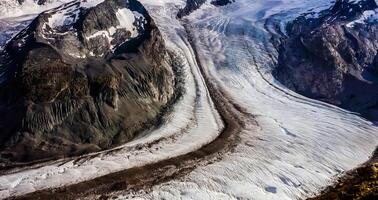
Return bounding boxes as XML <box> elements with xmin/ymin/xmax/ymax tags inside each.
<box><xmin>0</xmin><ymin>0</ymin><xmax>377</xmax><ymax>199</ymax></box>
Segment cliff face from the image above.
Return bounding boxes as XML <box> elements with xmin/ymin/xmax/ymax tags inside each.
<box><xmin>0</xmin><ymin>0</ymin><xmax>176</xmax><ymax>166</ymax></box>
<box><xmin>210</xmin><ymin>0</ymin><xmax>234</xmax><ymax>6</ymax></box>
<box><xmin>177</xmin><ymin>0</ymin><xmax>207</xmax><ymax>18</ymax></box>
<box><xmin>273</xmin><ymin>0</ymin><xmax>378</xmax><ymax>121</ymax></box>
<box><xmin>177</xmin><ymin>0</ymin><xmax>235</xmax><ymax>18</ymax></box>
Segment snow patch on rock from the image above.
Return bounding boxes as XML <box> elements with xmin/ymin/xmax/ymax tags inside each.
<box><xmin>116</xmin><ymin>8</ymin><xmax>138</xmax><ymax>37</ymax></box>
<box><xmin>36</xmin><ymin>0</ymin><xmax>147</xmax><ymax>57</ymax></box>
<box><xmin>46</xmin><ymin>2</ymin><xmax>81</xmax><ymax>29</ymax></box>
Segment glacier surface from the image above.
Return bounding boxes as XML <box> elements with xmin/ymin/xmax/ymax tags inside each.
<box><xmin>112</xmin><ymin>0</ymin><xmax>378</xmax><ymax>199</ymax></box>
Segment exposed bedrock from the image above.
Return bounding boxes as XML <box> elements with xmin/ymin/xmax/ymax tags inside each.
<box><xmin>0</xmin><ymin>0</ymin><xmax>177</xmax><ymax>166</ymax></box>
<box><xmin>177</xmin><ymin>0</ymin><xmax>235</xmax><ymax>18</ymax></box>
<box><xmin>273</xmin><ymin>0</ymin><xmax>378</xmax><ymax>121</ymax></box>
<box><xmin>177</xmin><ymin>0</ymin><xmax>207</xmax><ymax>18</ymax></box>
<box><xmin>210</xmin><ymin>0</ymin><xmax>235</xmax><ymax>6</ymax></box>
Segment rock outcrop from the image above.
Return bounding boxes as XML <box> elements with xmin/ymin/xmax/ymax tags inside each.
<box><xmin>273</xmin><ymin>0</ymin><xmax>378</xmax><ymax>121</ymax></box>
<box><xmin>177</xmin><ymin>0</ymin><xmax>235</xmax><ymax>18</ymax></box>
<box><xmin>210</xmin><ymin>0</ymin><xmax>234</xmax><ymax>6</ymax></box>
<box><xmin>0</xmin><ymin>0</ymin><xmax>176</xmax><ymax>167</ymax></box>
<box><xmin>177</xmin><ymin>0</ymin><xmax>207</xmax><ymax>18</ymax></box>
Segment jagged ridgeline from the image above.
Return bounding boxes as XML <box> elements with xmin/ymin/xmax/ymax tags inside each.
<box><xmin>0</xmin><ymin>0</ymin><xmax>177</xmax><ymax>166</ymax></box>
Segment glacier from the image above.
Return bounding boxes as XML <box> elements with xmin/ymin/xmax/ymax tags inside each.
<box><xmin>111</xmin><ymin>0</ymin><xmax>378</xmax><ymax>199</ymax></box>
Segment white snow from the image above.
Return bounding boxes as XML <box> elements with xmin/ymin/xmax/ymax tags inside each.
<box><xmin>115</xmin><ymin>8</ymin><xmax>139</xmax><ymax>37</ymax></box>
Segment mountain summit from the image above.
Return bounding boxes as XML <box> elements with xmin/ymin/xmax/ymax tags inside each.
<box><xmin>0</xmin><ymin>0</ymin><xmax>176</xmax><ymax>166</ymax></box>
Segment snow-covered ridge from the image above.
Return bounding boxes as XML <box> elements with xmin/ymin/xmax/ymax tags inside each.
<box><xmin>0</xmin><ymin>0</ymin><xmax>107</xmax><ymax>49</ymax></box>
<box><xmin>37</xmin><ymin>0</ymin><xmax>147</xmax><ymax>57</ymax></box>
<box><xmin>42</xmin><ymin>0</ymin><xmax>142</xmax><ymax>33</ymax></box>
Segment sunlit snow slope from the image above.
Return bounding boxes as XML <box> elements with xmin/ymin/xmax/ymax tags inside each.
<box><xmin>112</xmin><ymin>0</ymin><xmax>378</xmax><ymax>199</ymax></box>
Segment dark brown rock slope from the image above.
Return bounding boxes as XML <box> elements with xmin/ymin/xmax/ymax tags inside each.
<box><xmin>0</xmin><ymin>0</ymin><xmax>177</xmax><ymax>167</ymax></box>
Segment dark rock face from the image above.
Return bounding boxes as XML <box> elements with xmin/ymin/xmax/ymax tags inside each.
<box><xmin>0</xmin><ymin>0</ymin><xmax>176</xmax><ymax>166</ymax></box>
<box><xmin>177</xmin><ymin>0</ymin><xmax>236</xmax><ymax>18</ymax></box>
<box><xmin>211</xmin><ymin>0</ymin><xmax>234</xmax><ymax>6</ymax></box>
<box><xmin>37</xmin><ymin>0</ymin><xmax>49</xmax><ymax>5</ymax></box>
<box><xmin>273</xmin><ymin>0</ymin><xmax>378</xmax><ymax>121</ymax></box>
<box><xmin>177</xmin><ymin>0</ymin><xmax>206</xmax><ymax>18</ymax></box>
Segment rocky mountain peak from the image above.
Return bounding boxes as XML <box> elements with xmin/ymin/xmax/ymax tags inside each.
<box><xmin>0</xmin><ymin>0</ymin><xmax>176</xmax><ymax>166</ymax></box>
<box><xmin>9</xmin><ymin>0</ymin><xmax>148</xmax><ymax>59</ymax></box>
